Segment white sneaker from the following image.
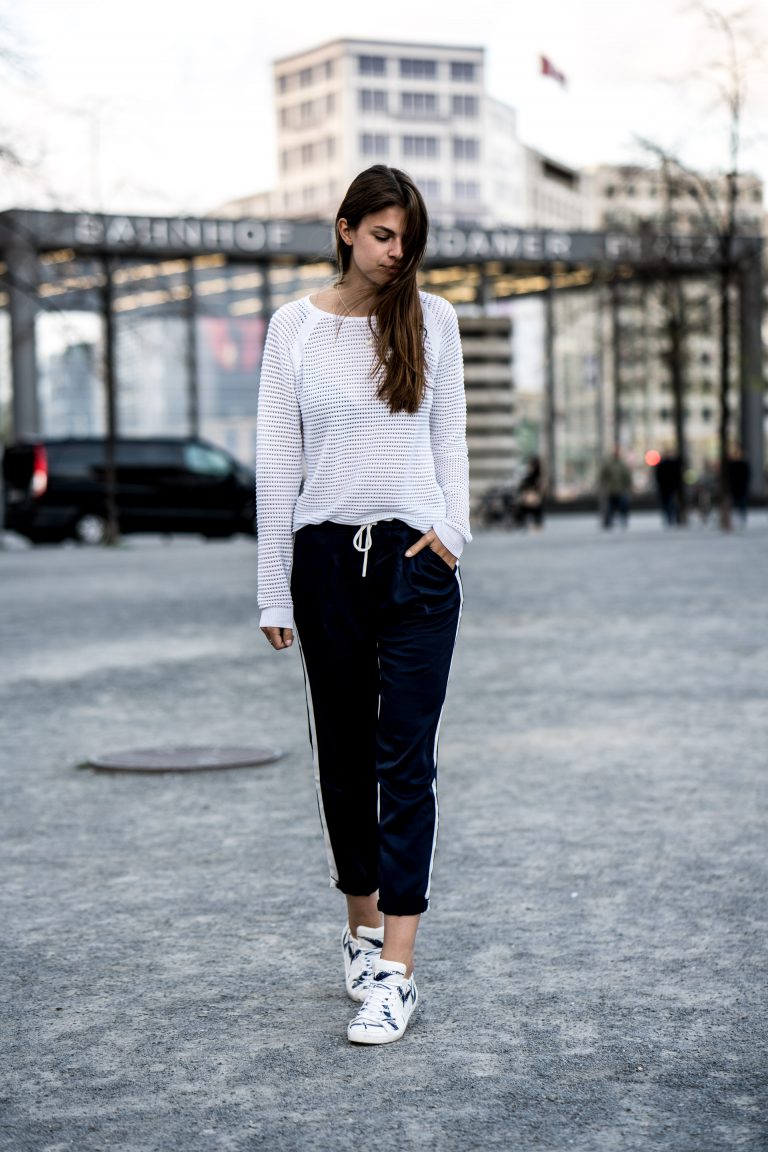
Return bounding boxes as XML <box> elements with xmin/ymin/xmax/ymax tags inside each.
<box><xmin>347</xmin><ymin>959</ymin><xmax>418</xmax><ymax>1045</ymax></box>
<box><xmin>342</xmin><ymin>924</ymin><xmax>384</xmax><ymax>1002</ymax></box>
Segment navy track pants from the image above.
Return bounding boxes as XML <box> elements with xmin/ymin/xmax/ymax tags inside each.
<box><xmin>291</xmin><ymin>519</ymin><xmax>463</xmax><ymax>916</ymax></box>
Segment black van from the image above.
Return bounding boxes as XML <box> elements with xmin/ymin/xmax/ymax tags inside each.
<box><xmin>2</xmin><ymin>437</ymin><xmax>256</xmax><ymax>544</ymax></box>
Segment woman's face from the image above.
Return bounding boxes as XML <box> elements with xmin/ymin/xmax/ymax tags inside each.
<box><xmin>338</xmin><ymin>206</ymin><xmax>406</xmax><ymax>287</ymax></box>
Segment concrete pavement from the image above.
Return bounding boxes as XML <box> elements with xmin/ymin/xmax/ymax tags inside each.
<box><xmin>1</xmin><ymin>514</ymin><xmax>766</xmax><ymax>1151</ymax></box>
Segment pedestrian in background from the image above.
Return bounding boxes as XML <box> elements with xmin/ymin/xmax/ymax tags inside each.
<box><xmin>598</xmin><ymin>447</ymin><xmax>632</xmax><ymax>529</ymax></box>
<box><xmin>256</xmin><ymin>166</ymin><xmax>470</xmax><ymax>1046</ymax></box>
<box><xmin>726</xmin><ymin>445</ymin><xmax>751</xmax><ymax>526</ymax></box>
<box><xmin>693</xmin><ymin>460</ymin><xmax>717</xmax><ymax>525</ymax></box>
<box><xmin>515</xmin><ymin>455</ymin><xmax>545</xmax><ymax>531</ymax></box>
<box><xmin>654</xmin><ymin>450</ymin><xmax>684</xmax><ymax>526</ymax></box>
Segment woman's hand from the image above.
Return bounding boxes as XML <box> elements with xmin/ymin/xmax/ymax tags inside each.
<box><xmin>261</xmin><ymin>626</ymin><xmax>294</xmax><ymax>650</ymax></box>
<box><xmin>404</xmin><ymin>530</ymin><xmax>457</xmax><ymax>570</ymax></box>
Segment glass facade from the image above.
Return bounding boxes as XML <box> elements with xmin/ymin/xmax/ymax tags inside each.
<box><xmin>23</xmin><ymin>252</ymin><xmax>281</xmax><ymax>465</ymax></box>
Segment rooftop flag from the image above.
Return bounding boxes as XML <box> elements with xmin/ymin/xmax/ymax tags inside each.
<box><xmin>540</xmin><ymin>55</ymin><xmax>567</xmax><ymax>87</ymax></box>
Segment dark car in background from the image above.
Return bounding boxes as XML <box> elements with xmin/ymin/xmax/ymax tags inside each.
<box><xmin>2</xmin><ymin>437</ymin><xmax>256</xmax><ymax>544</ymax></box>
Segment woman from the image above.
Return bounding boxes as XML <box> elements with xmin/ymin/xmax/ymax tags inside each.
<box><xmin>515</xmin><ymin>455</ymin><xmax>545</xmax><ymax>531</ymax></box>
<box><xmin>256</xmin><ymin>165</ymin><xmax>470</xmax><ymax>1045</ymax></box>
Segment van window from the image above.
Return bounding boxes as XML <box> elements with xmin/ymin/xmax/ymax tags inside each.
<box><xmin>116</xmin><ymin>441</ymin><xmax>183</xmax><ymax>467</ymax></box>
<box><xmin>49</xmin><ymin>442</ymin><xmax>105</xmax><ymax>474</ymax></box>
<box><xmin>183</xmin><ymin>443</ymin><xmax>232</xmax><ymax>477</ymax></box>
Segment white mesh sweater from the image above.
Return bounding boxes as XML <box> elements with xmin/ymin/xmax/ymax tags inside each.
<box><xmin>256</xmin><ymin>291</ymin><xmax>471</xmax><ymax>629</ymax></box>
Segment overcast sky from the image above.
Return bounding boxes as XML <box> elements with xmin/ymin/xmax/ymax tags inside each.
<box><xmin>2</xmin><ymin>0</ymin><xmax>767</xmax><ymax>217</ymax></box>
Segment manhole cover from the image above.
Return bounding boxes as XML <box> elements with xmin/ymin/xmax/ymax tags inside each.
<box><xmin>86</xmin><ymin>745</ymin><xmax>283</xmax><ymax>773</ymax></box>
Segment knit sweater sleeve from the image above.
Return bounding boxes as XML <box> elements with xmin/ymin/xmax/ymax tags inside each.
<box><xmin>256</xmin><ymin>308</ymin><xmax>303</xmax><ymax>629</ymax></box>
<box><xmin>426</xmin><ymin>296</ymin><xmax>472</xmax><ymax>558</ymax></box>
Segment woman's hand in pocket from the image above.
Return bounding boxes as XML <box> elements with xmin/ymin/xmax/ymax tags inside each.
<box><xmin>404</xmin><ymin>530</ymin><xmax>457</xmax><ymax>570</ymax></box>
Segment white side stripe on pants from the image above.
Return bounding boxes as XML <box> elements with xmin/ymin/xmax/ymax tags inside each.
<box><xmin>424</xmin><ymin>564</ymin><xmax>464</xmax><ymax>902</ymax></box>
<box><xmin>295</xmin><ymin>629</ymin><xmax>340</xmax><ymax>888</ymax></box>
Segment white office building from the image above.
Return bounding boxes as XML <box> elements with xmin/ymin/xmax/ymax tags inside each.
<box><xmin>220</xmin><ymin>38</ymin><xmax>526</xmax><ymax>229</ymax></box>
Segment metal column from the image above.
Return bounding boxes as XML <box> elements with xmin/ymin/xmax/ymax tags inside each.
<box><xmin>3</xmin><ymin>220</ymin><xmax>40</xmax><ymax>438</ymax></box>
<box><xmin>738</xmin><ymin>251</ymin><xmax>765</xmax><ymax>496</ymax></box>
<box><xmin>610</xmin><ymin>279</ymin><xmax>622</xmax><ymax>450</ymax></box>
<box><xmin>185</xmin><ymin>261</ymin><xmax>200</xmax><ymax>437</ymax></box>
<box><xmin>544</xmin><ymin>270</ymin><xmax>556</xmax><ymax>496</ymax></box>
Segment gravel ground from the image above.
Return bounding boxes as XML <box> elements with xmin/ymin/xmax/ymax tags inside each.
<box><xmin>1</xmin><ymin>513</ymin><xmax>766</xmax><ymax>1152</ymax></box>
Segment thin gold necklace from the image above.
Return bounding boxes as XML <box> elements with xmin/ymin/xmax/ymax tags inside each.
<box><xmin>335</xmin><ymin>281</ymin><xmax>372</xmax><ymax>317</ymax></box>
<box><xmin>335</xmin><ymin>281</ymin><xmax>349</xmax><ymax>316</ymax></box>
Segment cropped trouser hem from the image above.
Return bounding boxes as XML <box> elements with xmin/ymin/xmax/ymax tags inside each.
<box><xmin>291</xmin><ymin>519</ymin><xmax>462</xmax><ymax>915</ymax></box>
<box><xmin>332</xmin><ymin>882</ymin><xmax>429</xmax><ymax>917</ymax></box>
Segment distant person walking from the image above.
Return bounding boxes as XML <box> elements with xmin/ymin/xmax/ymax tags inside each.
<box><xmin>654</xmin><ymin>451</ymin><xmax>684</xmax><ymax>526</ymax></box>
<box><xmin>515</xmin><ymin>456</ymin><xmax>545</xmax><ymax>531</ymax></box>
<box><xmin>726</xmin><ymin>446</ymin><xmax>751</xmax><ymax>526</ymax></box>
<box><xmin>693</xmin><ymin>461</ymin><xmax>717</xmax><ymax>525</ymax></box>
<box><xmin>256</xmin><ymin>166</ymin><xmax>470</xmax><ymax>1046</ymax></box>
<box><xmin>598</xmin><ymin>447</ymin><xmax>632</xmax><ymax>529</ymax></box>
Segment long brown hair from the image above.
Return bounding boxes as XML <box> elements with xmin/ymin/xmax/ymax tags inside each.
<box><xmin>335</xmin><ymin>165</ymin><xmax>429</xmax><ymax>414</ymax></box>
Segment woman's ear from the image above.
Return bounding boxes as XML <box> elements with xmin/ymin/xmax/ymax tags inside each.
<box><xmin>337</xmin><ymin>218</ymin><xmax>353</xmax><ymax>247</ymax></box>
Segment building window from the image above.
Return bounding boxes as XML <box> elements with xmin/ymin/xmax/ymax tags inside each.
<box><xmin>451</xmin><ymin>94</ymin><xmax>478</xmax><ymax>116</ymax></box>
<box><xmin>299</xmin><ymin>67</ymin><xmax>313</xmax><ymax>88</ymax></box>
<box><xmin>359</xmin><ymin>89</ymin><xmax>388</xmax><ymax>112</ymax></box>
<box><xmin>418</xmin><ymin>178</ymin><xmax>441</xmax><ymax>200</ymax></box>
<box><xmin>400</xmin><ymin>58</ymin><xmax>437</xmax><ymax>80</ymax></box>
<box><xmin>324</xmin><ymin>59</ymin><xmax>335</xmax><ymax>80</ymax></box>
<box><xmin>400</xmin><ymin>91</ymin><xmax>438</xmax><ymax>116</ymax></box>
<box><xmin>300</xmin><ymin>100</ymin><xmax>315</xmax><ymax>123</ymax></box>
<box><xmin>402</xmin><ymin>135</ymin><xmax>439</xmax><ymax>158</ymax></box>
<box><xmin>301</xmin><ymin>143</ymin><xmax>314</xmax><ymax>164</ymax></box>
<box><xmin>277</xmin><ymin>74</ymin><xmax>289</xmax><ymax>94</ymax></box>
<box><xmin>359</xmin><ymin>55</ymin><xmax>387</xmax><ymax>76</ymax></box>
<box><xmin>453</xmin><ymin>137</ymin><xmax>480</xmax><ymax>161</ymax></box>
<box><xmin>326</xmin><ymin>137</ymin><xmax>336</xmax><ymax>159</ymax></box>
<box><xmin>360</xmin><ymin>133</ymin><xmax>389</xmax><ymax>156</ymax></box>
<box><xmin>454</xmin><ymin>180</ymin><xmax>480</xmax><ymax>200</ymax></box>
<box><xmin>451</xmin><ymin>61</ymin><xmax>476</xmax><ymax>81</ymax></box>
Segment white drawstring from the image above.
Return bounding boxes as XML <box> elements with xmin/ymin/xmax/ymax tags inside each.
<box><xmin>352</xmin><ymin>522</ymin><xmax>374</xmax><ymax>577</ymax></box>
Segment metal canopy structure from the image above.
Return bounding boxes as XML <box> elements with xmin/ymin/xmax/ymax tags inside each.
<box><xmin>1</xmin><ymin>207</ymin><xmax>764</xmax><ymax>491</ymax></box>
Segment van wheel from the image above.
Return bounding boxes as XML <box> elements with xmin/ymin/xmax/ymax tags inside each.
<box><xmin>73</xmin><ymin>514</ymin><xmax>107</xmax><ymax>545</ymax></box>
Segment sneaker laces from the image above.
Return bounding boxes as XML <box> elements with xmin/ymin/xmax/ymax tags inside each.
<box><xmin>354</xmin><ymin>975</ymin><xmax>403</xmax><ymax>1026</ymax></box>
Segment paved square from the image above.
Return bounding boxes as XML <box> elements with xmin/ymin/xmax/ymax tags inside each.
<box><xmin>1</xmin><ymin>514</ymin><xmax>766</xmax><ymax>1151</ymax></box>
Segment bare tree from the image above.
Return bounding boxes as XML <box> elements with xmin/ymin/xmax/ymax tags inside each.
<box><xmin>601</xmin><ymin>162</ymin><xmax>709</xmax><ymax>526</ymax></box>
<box><xmin>0</xmin><ymin>13</ymin><xmax>27</xmax><ymax>173</ymax></box>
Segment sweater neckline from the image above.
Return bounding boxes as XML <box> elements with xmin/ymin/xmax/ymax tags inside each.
<box><xmin>305</xmin><ymin>295</ymin><xmax>371</xmax><ymax>320</ymax></box>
